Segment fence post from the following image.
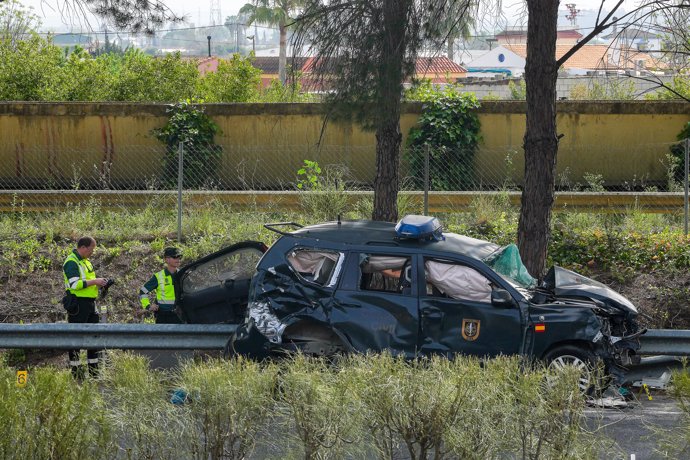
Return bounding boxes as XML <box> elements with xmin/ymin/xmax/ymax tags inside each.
<box><xmin>424</xmin><ymin>145</ymin><xmax>430</xmax><ymax>216</ymax></box>
<box><xmin>685</xmin><ymin>137</ymin><xmax>689</xmax><ymax>236</ymax></box>
<box><xmin>177</xmin><ymin>142</ymin><xmax>184</xmax><ymax>243</ymax></box>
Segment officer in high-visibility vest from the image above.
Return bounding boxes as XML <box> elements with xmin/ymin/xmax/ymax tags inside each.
<box><xmin>139</xmin><ymin>247</ymin><xmax>183</xmax><ymax>324</ymax></box>
<box><xmin>62</xmin><ymin>236</ymin><xmax>108</xmax><ymax>379</ymax></box>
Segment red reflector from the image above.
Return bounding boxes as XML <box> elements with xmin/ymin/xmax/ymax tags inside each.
<box><xmin>535</xmin><ymin>324</ymin><xmax>546</xmax><ymax>333</ymax></box>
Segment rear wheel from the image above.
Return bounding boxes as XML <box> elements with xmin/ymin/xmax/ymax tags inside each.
<box><xmin>544</xmin><ymin>345</ymin><xmax>599</xmax><ymax>394</ymax></box>
<box><xmin>282</xmin><ymin>323</ymin><xmax>348</xmax><ymax>357</ymax></box>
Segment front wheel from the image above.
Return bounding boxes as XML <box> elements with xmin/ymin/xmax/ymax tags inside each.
<box><xmin>544</xmin><ymin>345</ymin><xmax>600</xmax><ymax>394</ymax></box>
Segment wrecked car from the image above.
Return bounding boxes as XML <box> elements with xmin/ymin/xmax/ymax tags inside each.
<box><xmin>175</xmin><ymin>215</ymin><xmax>644</xmax><ymax>387</ymax></box>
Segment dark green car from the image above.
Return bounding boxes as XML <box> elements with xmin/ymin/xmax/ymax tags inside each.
<box><xmin>176</xmin><ymin>215</ymin><xmax>644</xmax><ymax>386</ymax></box>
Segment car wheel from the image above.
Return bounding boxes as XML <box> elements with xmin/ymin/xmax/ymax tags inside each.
<box><xmin>283</xmin><ymin>323</ymin><xmax>348</xmax><ymax>357</ymax></box>
<box><xmin>544</xmin><ymin>345</ymin><xmax>599</xmax><ymax>394</ymax></box>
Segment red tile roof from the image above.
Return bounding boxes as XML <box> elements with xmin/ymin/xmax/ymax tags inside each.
<box><xmin>415</xmin><ymin>56</ymin><xmax>467</xmax><ymax>74</ymax></box>
<box><xmin>503</xmin><ymin>43</ymin><xmax>667</xmax><ymax>71</ymax></box>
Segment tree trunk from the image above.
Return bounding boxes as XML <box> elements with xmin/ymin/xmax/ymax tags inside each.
<box><xmin>448</xmin><ymin>35</ymin><xmax>455</xmax><ymax>61</ymax></box>
<box><xmin>373</xmin><ymin>121</ymin><xmax>402</xmax><ymax>222</ymax></box>
<box><xmin>372</xmin><ymin>0</ymin><xmax>408</xmax><ymax>222</ymax></box>
<box><xmin>279</xmin><ymin>22</ymin><xmax>287</xmax><ymax>84</ymax></box>
<box><xmin>518</xmin><ymin>0</ymin><xmax>560</xmax><ymax>280</ymax></box>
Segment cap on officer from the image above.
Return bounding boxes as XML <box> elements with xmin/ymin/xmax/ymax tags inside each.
<box><xmin>163</xmin><ymin>247</ymin><xmax>182</xmax><ymax>258</ymax></box>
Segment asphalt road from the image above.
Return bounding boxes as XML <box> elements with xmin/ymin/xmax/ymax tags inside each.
<box><xmin>585</xmin><ymin>391</ymin><xmax>686</xmax><ymax>459</ymax></box>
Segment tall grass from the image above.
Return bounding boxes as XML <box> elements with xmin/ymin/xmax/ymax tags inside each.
<box><xmin>175</xmin><ymin>357</ymin><xmax>278</xmax><ymax>460</ymax></box>
<box><xmin>0</xmin><ymin>365</ymin><xmax>112</xmax><ymax>460</ymax></box>
<box><xmin>0</xmin><ymin>351</ymin><xmax>616</xmax><ymax>459</ymax></box>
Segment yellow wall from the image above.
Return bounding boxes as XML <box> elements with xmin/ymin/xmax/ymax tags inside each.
<box><xmin>0</xmin><ymin>101</ymin><xmax>688</xmax><ymax>188</ymax></box>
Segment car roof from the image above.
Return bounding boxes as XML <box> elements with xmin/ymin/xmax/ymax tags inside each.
<box><xmin>290</xmin><ymin>220</ymin><xmax>500</xmax><ymax>260</ymax></box>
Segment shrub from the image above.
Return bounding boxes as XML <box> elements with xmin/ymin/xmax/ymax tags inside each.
<box><xmin>152</xmin><ymin>101</ymin><xmax>223</xmax><ymax>189</ymax></box>
<box><xmin>669</xmin><ymin>121</ymin><xmax>690</xmax><ymax>186</ymax></box>
<box><xmin>406</xmin><ymin>83</ymin><xmax>482</xmax><ymax>191</ymax></box>
<box><xmin>176</xmin><ymin>357</ymin><xmax>278</xmax><ymax>460</ymax></box>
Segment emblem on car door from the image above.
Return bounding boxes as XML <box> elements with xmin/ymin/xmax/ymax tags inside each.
<box><xmin>461</xmin><ymin>319</ymin><xmax>481</xmax><ymax>341</ymax></box>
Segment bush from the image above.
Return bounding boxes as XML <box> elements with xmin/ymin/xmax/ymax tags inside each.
<box><xmin>152</xmin><ymin>101</ymin><xmax>223</xmax><ymax>189</ymax></box>
<box><xmin>405</xmin><ymin>82</ymin><xmax>482</xmax><ymax>191</ymax></box>
<box><xmin>176</xmin><ymin>357</ymin><xmax>278</xmax><ymax>460</ymax></box>
<box><xmin>669</xmin><ymin>121</ymin><xmax>690</xmax><ymax>186</ymax></box>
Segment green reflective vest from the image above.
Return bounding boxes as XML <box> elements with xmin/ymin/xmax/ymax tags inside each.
<box><xmin>63</xmin><ymin>252</ymin><xmax>98</xmax><ymax>298</ymax></box>
<box><xmin>155</xmin><ymin>269</ymin><xmax>176</xmax><ymax>309</ymax></box>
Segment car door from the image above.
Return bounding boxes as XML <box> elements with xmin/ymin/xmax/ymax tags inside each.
<box><xmin>330</xmin><ymin>251</ymin><xmax>419</xmax><ymax>356</ymax></box>
<box><xmin>176</xmin><ymin>241</ymin><xmax>267</xmax><ymax>324</ymax></box>
<box><xmin>418</xmin><ymin>256</ymin><xmax>523</xmax><ymax>358</ymax></box>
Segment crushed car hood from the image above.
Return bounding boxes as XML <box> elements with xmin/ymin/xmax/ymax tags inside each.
<box><xmin>543</xmin><ymin>266</ymin><xmax>637</xmax><ymax>315</ymax></box>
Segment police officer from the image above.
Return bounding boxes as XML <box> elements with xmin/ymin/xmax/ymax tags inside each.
<box><xmin>139</xmin><ymin>247</ymin><xmax>183</xmax><ymax>324</ymax></box>
<box><xmin>63</xmin><ymin>236</ymin><xmax>108</xmax><ymax>379</ymax></box>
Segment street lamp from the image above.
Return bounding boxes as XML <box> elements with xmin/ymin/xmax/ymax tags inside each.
<box><xmin>246</xmin><ymin>35</ymin><xmax>255</xmax><ymax>54</ymax></box>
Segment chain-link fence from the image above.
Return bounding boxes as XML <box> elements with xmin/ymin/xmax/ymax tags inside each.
<box><xmin>1</xmin><ymin>139</ymin><xmax>689</xmax><ymax>218</ymax></box>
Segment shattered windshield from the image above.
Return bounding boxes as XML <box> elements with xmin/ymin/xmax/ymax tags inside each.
<box><xmin>482</xmin><ymin>244</ymin><xmax>536</xmax><ymax>289</ymax></box>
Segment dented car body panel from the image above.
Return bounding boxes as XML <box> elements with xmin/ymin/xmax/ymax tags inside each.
<box><xmin>176</xmin><ymin>218</ymin><xmax>643</xmax><ymax>377</ymax></box>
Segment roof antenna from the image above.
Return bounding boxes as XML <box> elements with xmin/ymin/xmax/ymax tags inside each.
<box><xmin>337</xmin><ymin>214</ymin><xmax>341</xmax><ymax>225</ymax></box>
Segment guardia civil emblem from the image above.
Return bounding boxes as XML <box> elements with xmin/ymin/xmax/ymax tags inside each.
<box><xmin>461</xmin><ymin>319</ymin><xmax>481</xmax><ymax>341</ymax></box>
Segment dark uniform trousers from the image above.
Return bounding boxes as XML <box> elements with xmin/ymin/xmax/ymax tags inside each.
<box><xmin>67</xmin><ymin>297</ymin><xmax>101</xmax><ymax>378</ymax></box>
<box><xmin>154</xmin><ymin>309</ymin><xmax>182</xmax><ymax>324</ymax></box>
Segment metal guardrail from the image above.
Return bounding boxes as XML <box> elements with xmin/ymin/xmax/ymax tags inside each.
<box><xmin>0</xmin><ymin>325</ymin><xmax>688</xmax><ymax>357</ymax></box>
<box><xmin>639</xmin><ymin>329</ymin><xmax>690</xmax><ymax>356</ymax></box>
<box><xmin>0</xmin><ymin>323</ymin><xmax>237</xmax><ymax>350</ymax></box>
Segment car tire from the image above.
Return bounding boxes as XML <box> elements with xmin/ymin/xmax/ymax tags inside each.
<box><xmin>544</xmin><ymin>345</ymin><xmax>600</xmax><ymax>395</ymax></box>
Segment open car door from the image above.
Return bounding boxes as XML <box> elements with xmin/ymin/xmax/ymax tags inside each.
<box><xmin>175</xmin><ymin>241</ymin><xmax>267</xmax><ymax>324</ymax></box>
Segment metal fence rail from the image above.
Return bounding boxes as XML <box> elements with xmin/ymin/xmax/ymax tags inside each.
<box><xmin>638</xmin><ymin>329</ymin><xmax>690</xmax><ymax>356</ymax></box>
<box><xmin>0</xmin><ymin>323</ymin><xmax>237</xmax><ymax>350</ymax></box>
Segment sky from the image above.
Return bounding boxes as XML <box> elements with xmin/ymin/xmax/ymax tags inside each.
<box><xmin>17</xmin><ymin>0</ymin><xmax>636</xmax><ymax>33</ymax></box>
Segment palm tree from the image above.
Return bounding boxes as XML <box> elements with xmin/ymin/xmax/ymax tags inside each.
<box><xmin>240</xmin><ymin>0</ymin><xmax>303</xmax><ymax>84</ymax></box>
<box><xmin>440</xmin><ymin>1</ymin><xmax>476</xmax><ymax>62</ymax></box>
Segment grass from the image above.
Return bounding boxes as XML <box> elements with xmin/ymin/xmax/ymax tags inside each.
<box><xmin>0</xmin><ymin>352</ymin><xmax>617</xmax><ymax>459</ymax></box>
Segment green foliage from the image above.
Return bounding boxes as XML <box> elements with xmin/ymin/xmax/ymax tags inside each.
<box><xmin>258</xmin><ymin>77</ymin><xmax>317</xmax><ymax>102</ymax></box>
<box><xmin>0</xmin><ymin>33</ymin><xmax>63</xmax><ymax>100</ymax></box>
<box><xmin>177</xmin><ymin>357</ymin><xmax>278</xmax><ymax>460</ymax></box>
<box><xmin>42</xmin><ymin>46</ymin><xmax>116</xmax><ymax>101</ymax></box>
<box><xmin>296</xmin><ymin>160</ymin><xmax>353</xmax><ymax>221</ymax></box>
<box><xmin>569</xmin><ymin>79</ymin><xmax>637</xmax><ymax>100</ymax></box>
<box><xmin>196</xmin><ymin>53</ymin><xmax>261</xmax><ymax>102</ymax></box>
<box><xmin>296</xmin><ymin>159</ymin><xmax>322</xmax><ymax>190</ymax></box>
<box><xmin>111</xmin><ymin>49</ymin><xmax>199</xmax><ymax>102</ymax></box>
<box><xmin>0</xmin><ymin>366</ymin><xmax>112</xmax><ymax>459</ymax></box>
<box><xmin>645</xmin><ymin>74</ymin><xmax>690</xmax><ymax>100</ymax></box>
<box><xmin>669</xmin><ymin>121</ymin><xmax>690</xmax><ymax>185</ymax></box>
<box><xmin>508</xmin><ymin>79</ymin><xmax>526</xmax><ymax>100</ymax></box>
<box><xmin>152</xmin><ymin>101</ymin><xmax>223</xmax><ymax>188</ymax></box>
<box><xmin>406</xmin><ymin>83</ymin><xmax>482</xmax><ymax>190</ymax></box>
<box><xmin>0</xmin><ymin>35</ymin><xmax>275</xmax><ymax>102</ymax></box>
<box><xmin>278</xmin><ymin>355</ymin><xmax>363</xmax><ymax>459</ymax></box>
<box><xmin>655</xmin><ymin>365</ymin><xmax>690</xmax><ymax>458</ymax></box>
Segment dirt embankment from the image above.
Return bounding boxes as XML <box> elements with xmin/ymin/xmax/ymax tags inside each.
<box><xmin>0</xmin><ymin>245</ymin><xmax>164</xmax><ymax>325</ymax></box>
<box><xmin>2</xmin><ymin>245</ymin><xmax>689</xmax><ymax>328</ymax></box>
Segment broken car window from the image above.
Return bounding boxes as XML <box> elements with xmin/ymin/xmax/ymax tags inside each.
<box><xmin>182</xmin><ymin>247</ymin><xmax>264</xmax><ymax>294</ymax></box>
<box><xmin>287</xmin><ymin>249</ymin><xmax>341</xmax><ymax>287</ymax></box>
<box><xmin>359</xmin><ymin>254</ymin><xmax>412</xmax><ymax>294</ymax></box>
<box><xmin>425</xmin><ymin>259</ymin><xmax>492</xmax><ymax>303</ymax></box>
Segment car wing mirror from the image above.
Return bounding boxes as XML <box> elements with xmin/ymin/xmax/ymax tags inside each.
<box><xmin>491</xmin><ymin>288</ymin><xmax>517</xmax><ymax>308</ymax></box>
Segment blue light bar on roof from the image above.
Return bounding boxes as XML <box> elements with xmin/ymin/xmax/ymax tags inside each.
<box><xmin>395</xmin><ymin>215</ymin><xmax>445</xmax><ymax>241</ymax></box>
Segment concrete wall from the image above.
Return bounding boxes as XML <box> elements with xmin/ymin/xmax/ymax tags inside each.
<box><xmin>460</xmin><ymin>75</ymin><xmax>677</xmax><ymax>100</ymax></box>
<box><xmin>0</xmin><ymin>101</ymin><xmax>688</xmax><ymax>188</ymax></box>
